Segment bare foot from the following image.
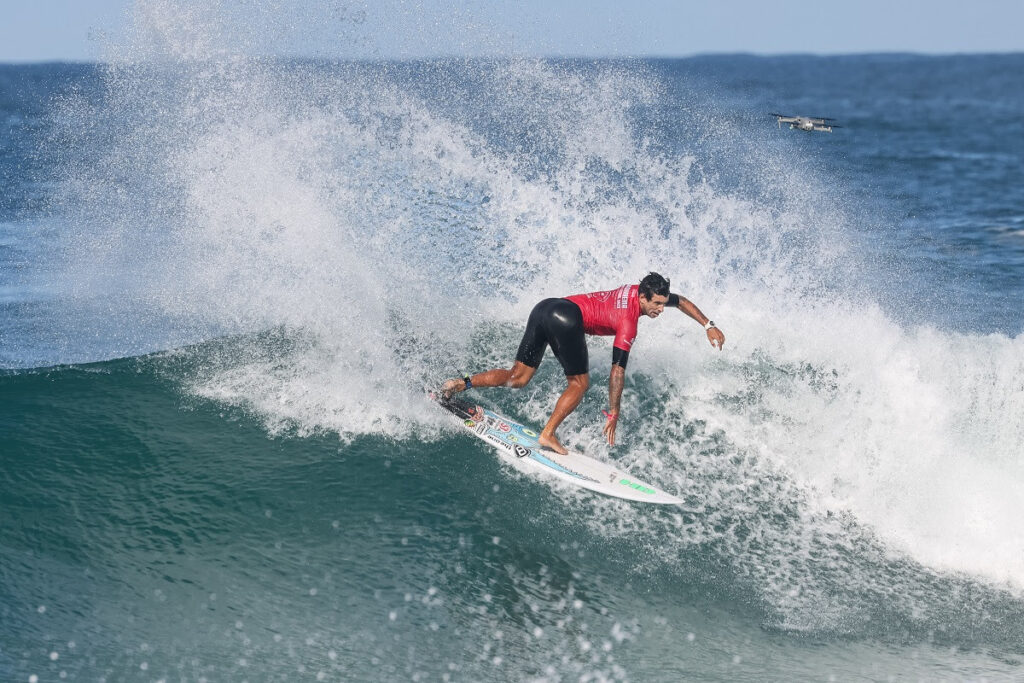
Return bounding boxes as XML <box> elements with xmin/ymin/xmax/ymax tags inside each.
<box><xmin>440</xmin><ymin>377</ymin><xmax>466</xmax><ymax>398</ymax></box>
<box><xmin>537</xmin><ymin>433</ymin><xmax>568</xmax><ymax>455</ymax></box>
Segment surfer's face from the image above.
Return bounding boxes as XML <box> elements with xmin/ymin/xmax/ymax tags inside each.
<box><xmin>640</xmin><ymin>293</ymin><xmax>669</xmax><ymax>318</ymax></box>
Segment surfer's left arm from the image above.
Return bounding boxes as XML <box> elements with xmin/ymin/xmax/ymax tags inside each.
<box><xmin>668</xmin><ymin>293</ymin><xmax>725</xmax><ymax>350</ymax></box>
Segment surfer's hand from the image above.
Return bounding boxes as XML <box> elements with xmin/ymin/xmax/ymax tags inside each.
<box><xmin>707</xmin><ymin>326</ymin><xmax>725</xmax><ymax>350</ymax></box>
<box><xmin>603</xmin><ymin>416</ymin><xmax>617</xmax><ymax>446</ymax></box>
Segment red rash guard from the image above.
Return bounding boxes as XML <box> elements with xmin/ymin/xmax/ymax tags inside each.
<box><xmin>565</xmin><ymin>284</ymin><xmax>640</xmax><ymax>353</ymax></box>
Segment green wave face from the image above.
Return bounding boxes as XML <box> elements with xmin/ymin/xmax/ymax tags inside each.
<box><xmin>3</xmin><ymin>347</ymin><xmax>1024</xmax><ymax>681</ymax></box>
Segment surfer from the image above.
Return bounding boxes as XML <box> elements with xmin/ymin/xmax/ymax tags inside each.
<box><xmin>441</xmin><ymin>272</ymin><xmax>725</xmax><ymax>454</ymax></box>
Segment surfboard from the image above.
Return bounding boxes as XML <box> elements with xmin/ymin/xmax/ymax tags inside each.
<box><xmin>432</xmin><ymin>393</ymin><xmax>683</xmax><ymax>505</ymax></box>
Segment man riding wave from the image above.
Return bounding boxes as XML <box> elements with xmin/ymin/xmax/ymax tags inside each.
<box><xmin>442</xmin><ymin>272</ymin><xmax>725</xmax><ymax>454</ymax></box>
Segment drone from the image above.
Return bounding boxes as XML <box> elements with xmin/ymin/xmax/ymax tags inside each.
<box><xmin>771</xmin><ymin>113</ymin><xmax>842</xmax><ymax>132</ymax></box>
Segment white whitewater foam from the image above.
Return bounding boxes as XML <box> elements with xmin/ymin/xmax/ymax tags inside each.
<box><xmin>50</xmin><ymin>1</ymin><xmax>1024</xmax><ymax>616</ymax></box>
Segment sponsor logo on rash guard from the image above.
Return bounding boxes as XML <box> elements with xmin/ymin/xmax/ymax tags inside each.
<box><xmin>615</xmin><ymin>285</ymin><xmax>630</xmax><ymax>309</ymax></box>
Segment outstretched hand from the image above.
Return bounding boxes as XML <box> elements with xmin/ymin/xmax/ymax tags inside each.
<box><xmin>707</xmin><ymin>326</ymin><xmax>725</xmax><ymax>350</ymax></box>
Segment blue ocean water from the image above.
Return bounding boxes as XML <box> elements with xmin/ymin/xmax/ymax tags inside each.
<box><xmin>2</xmin><ymin>47</ymin><xmax>1023</xmax><ymax>682</ymax></box>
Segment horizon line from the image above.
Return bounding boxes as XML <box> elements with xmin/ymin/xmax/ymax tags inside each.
<box><xmin>3</xmin><ymin>49</ymin><xmax>1024</xmax><ymax>66</ymax></box>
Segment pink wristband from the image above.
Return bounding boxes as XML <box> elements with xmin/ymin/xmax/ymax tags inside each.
<box><xmin>602</xmin><ymin>410</ymin><xmax>618</xmax><ymax>421</ymax></box>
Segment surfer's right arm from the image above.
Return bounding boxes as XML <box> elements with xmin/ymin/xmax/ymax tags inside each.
<box><xmin>604</xmin><ymin>345</ymin><xmax>629</xmax><ymax>446</ymax></box>
<box><xmin>604</xmin><ymin>363</ymin><xmax>625</xmax><ymax>446</ymax></box>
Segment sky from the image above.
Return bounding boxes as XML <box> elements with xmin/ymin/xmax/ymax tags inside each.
<box><xmin>2</xmin><ymin>0</ymin><xmax>1023</xmax><ymax>63</ymax></box>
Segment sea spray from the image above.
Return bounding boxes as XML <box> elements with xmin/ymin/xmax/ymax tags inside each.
<box><xmin>32</xmin><ymin>2</ymin><xmax>1024</xmax><ymax>654</ymax></box>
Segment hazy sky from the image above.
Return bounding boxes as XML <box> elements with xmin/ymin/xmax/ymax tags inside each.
<box><xmin>2</xmin><ymin>0</ymin><xmax>1023</xmax><ymax>62</ymax></box>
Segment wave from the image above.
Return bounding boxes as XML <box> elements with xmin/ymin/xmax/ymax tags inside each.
<box><xmin>5</xmin><ymin>339</ymin><xmax>1024</xmax><ymax>660</ymax></box>
<box><xmin>13</xmin><ymin>2</ymin><xmax>1023</xmax><ymax>655</ymax></box>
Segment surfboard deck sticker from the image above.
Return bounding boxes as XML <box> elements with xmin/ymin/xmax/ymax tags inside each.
<box><xmin>432</xmin><ymin>393</ymin><xmax>684</xmax><ymax>505</ymax></box>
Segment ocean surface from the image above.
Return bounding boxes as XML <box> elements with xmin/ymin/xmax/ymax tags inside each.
<box><xmin>2</xmin><ymin>44</ymin><xmax>1024</xmax><ymax>683</ymax></box>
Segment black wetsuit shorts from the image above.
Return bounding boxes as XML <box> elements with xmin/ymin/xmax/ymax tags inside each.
<box><xmin>515</xmin><ymin>298</ymin><xmax>589</xmax><ymax>376</ymax></box>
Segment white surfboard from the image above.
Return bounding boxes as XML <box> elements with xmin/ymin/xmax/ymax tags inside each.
<box><xmin>433</xmin><ymin>393</ymin><xmax>683</xmax><ymax>505</ymax></box>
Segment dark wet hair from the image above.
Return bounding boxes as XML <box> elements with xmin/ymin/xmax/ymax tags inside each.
<box><xmin>638</xmin><ymin>272</ymin><xmax>670</xmax><ymax>299</ymax></box>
